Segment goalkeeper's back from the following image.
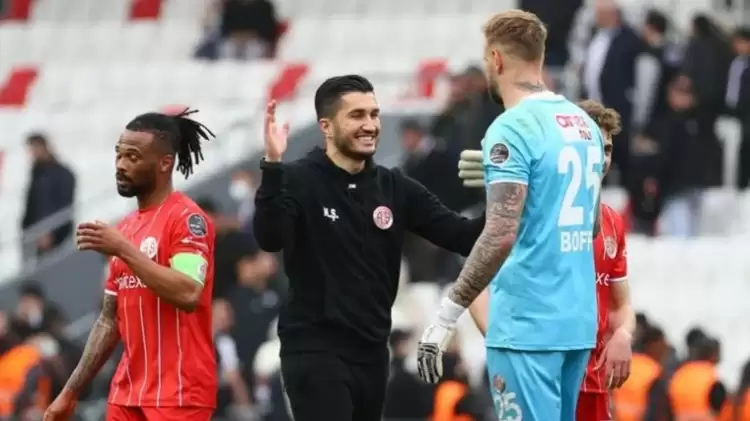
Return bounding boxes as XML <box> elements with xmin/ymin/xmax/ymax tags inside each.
<box><xmin>483</xmin><ymin>92</ymin><xmax>605</xmax><ymax>351</ymax></box>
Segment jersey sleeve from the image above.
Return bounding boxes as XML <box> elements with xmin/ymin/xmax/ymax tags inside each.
<box><xmin>103</xmin><ymin>260</ymin><xmax>118</xmax><ymax>296</ymax></box>
<box><xmin>483</xmin><ymin>120</ymin><xmax>533</xmax><ymax>185</ymax></box>
<box><xmin>167</xmin><ymin>209</ymin><xmax>214</xmax><ymax>286</ymax></box>
<box><xmin>610</xmin><ymin>216</ymin><xmax>628</xmax><ymax>282</ymax></box>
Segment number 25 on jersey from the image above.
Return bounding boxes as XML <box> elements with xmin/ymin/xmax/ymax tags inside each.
<box><xmin>557</xmin><ymin>144</ymin><xmax>601</xmax><ymax>252</ymax></box>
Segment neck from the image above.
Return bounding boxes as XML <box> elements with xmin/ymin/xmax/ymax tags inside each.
<box><xmin>326</xmin><ymin>147</ymin><xmax>366</xmax><ymax>174</ymax></box>
<box><xmin>137</xmin><ymin>183</ymin><xmax>173</xmax><ymax>210</ymax></box>
<box><xmin>498</xmin><ymin>70</ymin><xmax>547</xmax><ymax>108</ymax></box>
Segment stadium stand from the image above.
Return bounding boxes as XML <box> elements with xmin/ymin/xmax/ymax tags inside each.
<box><xmin>1</xmin><ymin>0</ymin><xmax>750</xmax><ymax>402</ymax></box>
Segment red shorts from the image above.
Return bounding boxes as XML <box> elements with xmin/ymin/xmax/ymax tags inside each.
<box><xmin>105</xmin><ymin>404</ymin><xmax>213</xmax><ymax>421</ymax></box>
<box><xmin>576</xmin><ymin>392</ymin><xmax>611</xmax><ymax>421</ymax></box>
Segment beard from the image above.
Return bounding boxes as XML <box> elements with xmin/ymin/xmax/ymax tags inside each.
<box><xmin>332</xmin><ymin>131</ymin><xmax>377</xmax><ymax>162</ymax></box>
<box><xmin>116</xmin><ymin>175</ymin><xmax>154</xmax><ymax>198</ymax></box>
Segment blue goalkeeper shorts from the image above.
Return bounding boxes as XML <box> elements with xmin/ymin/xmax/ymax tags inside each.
<box><xmin>486</xmin><ymin>347</ymin><xmax>590</xmax><ymax>421</ymax></box>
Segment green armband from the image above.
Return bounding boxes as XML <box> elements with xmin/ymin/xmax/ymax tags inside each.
<box><xmin>170</xmin><ymin>253</ymin><xmax>208</xmax><ymax>285</ymax></box>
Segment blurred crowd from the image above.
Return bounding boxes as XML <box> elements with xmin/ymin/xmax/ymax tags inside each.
<box><xmin>6</xmin><ymin>0</ymin><xmax>750</xmax><ymax>420</ymax></box>
<box><xmin>4</xmin><ymin>276</ymin><xmax>749</xmax><ymax>421</ymax></box>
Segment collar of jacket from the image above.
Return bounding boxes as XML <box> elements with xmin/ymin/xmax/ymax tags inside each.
<box><xmin>307</xmin><ymin>146</ymin><xmax>376</xmax><ymax>181</ymax></box>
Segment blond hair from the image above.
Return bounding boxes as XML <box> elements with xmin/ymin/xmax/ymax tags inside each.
<box><xmin>482</xmin><ymin>10</ymin><xmax>547</xmax><ymax>62</ymax></box>
<box><xmin>577</xmin><ymin>100</ymin><xmax>622</xmax><ymax>136</ymax></box>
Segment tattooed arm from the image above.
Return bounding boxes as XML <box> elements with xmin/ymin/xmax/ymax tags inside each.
<box><xmin>60</xmin><ymin>294</ymin><xmax>120</xmax><ymax>398</ymax></box>
<box><xmin>447</xmin><ymin>182</ymin><xmax>527</xmax><ymax>307</ymax></box>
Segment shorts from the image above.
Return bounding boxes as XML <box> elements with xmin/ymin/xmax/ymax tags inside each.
<box><xmin>576</xmin><ymin>392</ymin><xmax>611</xmax><ymax>421</ymax></box>
<box><xmin>281</xmin><ymin>351</ymin><xmax>389</xmax><ymax>421</ymax></box>
<box><xmin>105</xmin><ymin>404</ymin><xmax>213</xmax><ymax>421</ymax></box>
<box><xmin>486</xmin><ymin>347</ymin><xmax>591</xmax><ymax>421</ymax></box>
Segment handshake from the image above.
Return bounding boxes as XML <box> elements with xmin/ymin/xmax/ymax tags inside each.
<box><xmin>457</xmin><ymin>150</ymin><xmax>485</xmax><ymax>188</ymax></box>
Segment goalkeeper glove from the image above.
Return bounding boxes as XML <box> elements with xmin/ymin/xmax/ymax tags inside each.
<box><xmin>458</xmin><ymin>150</ymin><xmax>485</xmax><ymax>188</ymax></box>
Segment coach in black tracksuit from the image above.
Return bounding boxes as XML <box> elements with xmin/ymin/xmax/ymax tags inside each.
<box><xmin>253</xmin><ymin>75</ymin><xmax>484</xmax><ymax>421</ymax></box>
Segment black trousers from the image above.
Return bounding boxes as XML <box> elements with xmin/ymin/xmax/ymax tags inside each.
<box><xmin>281</xmin><ymin>351</ymin><xmax>390</xmax><ymax>421</ymax></box>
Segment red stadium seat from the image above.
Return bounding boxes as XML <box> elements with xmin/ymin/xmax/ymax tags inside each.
<box><xmin>268</xmin><ymin>62</ymin><xmax>309</xmax><ymax>102</ymax></box>
<box><xmin>0</xmin><ymin>66</ymin><xmax>38</xmax><ymax>107</ymax></box>
<box><xmin>129</xmin><ymin>0</ymin><xmax>163</xmax><ymax>20</ymax></box>
<box><xmin>0</xmin><ymin>0</ymin><xmax>32</xmax><ymax>21</ymax></box>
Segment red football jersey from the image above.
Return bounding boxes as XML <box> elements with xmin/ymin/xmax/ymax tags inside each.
<box><xmin>581</xmin><ymin>204</ymin><xmax>627</xmax><ymax>394</ymax></box>
<box><xmin>103</xmin><ymin>192</ymin><xmax>217</xmax><ymax>408</ymax></box>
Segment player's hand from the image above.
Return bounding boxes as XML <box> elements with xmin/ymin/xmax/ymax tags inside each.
<box><xmin>43</xmin><ymin>393</ymin><xmax>76</xmax><ymax>421</ymax></box>
<box><xmin>596</xmin><ymin>328</ymin><xmax>632</xmax><ymax>389</ymax></box>
<box><xmin>458</xmin><ymin>149</ymin><xmax>485</xmax><ymax>188</ymax></box>
<box><xmin>264</xmin><ymin>100</ymin><xmax>290</xmax><ymax>162</ymax></box>
<box><xmin>416</xmin><ymin>323</ymin><xmax>455</xmax><ymax>383</ymax></box>
<box><xmin>76</xmin><ymin>221</ymin><xmax>129</xmax><ymax>256</ymax></box>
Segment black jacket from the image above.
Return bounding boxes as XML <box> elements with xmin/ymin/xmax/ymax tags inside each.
<box><xmin>253</xmin><ymin>148</ymin><xmax>483</xmax><ymax>360</ymax></box>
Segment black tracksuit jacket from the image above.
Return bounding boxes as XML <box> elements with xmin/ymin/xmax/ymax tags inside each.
<box><xmin>253</xmin><ymin>147</ymin><xmax>484</xmax><ymax>360</ymax></box>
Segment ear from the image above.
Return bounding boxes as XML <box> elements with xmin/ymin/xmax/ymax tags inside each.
<box><xmin>491</xmin><ymin>48</ymin><xmax>504</xmax><ymax>74</ymax></box>
<box><xmin>160</xmin><ymin>154</ymin><xmax>175</xmax><ymax>174</ymax></box>
<box><xmin>319</xmin><ymin>118</ymin><xmax>333</xmax><ymax>141</ymax></box>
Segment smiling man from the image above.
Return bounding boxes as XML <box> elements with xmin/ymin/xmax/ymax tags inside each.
<box><xmin>252</xmin><ymin>75</ymin><xmax>486</xmax><ymax>421</ymax></box>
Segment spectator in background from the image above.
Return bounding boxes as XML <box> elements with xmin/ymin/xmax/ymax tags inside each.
<box><xmin>682</xmin><ymin>14</ymin><xmax>733</xmax><ymax>127</ymax></box>
<box><xmin>614</xmin><ymin>325</ymin><xmax>672</xmax><ymax>421</ymax></box>
<box><xmin>727</xmin><ymin>27</ymin><xmax>750</xmax><ymax>189</ymax></box>
<box><xmin>652</xmin><ymin>76</ymin><xmax>720</xmax><ymax>237</ymax></box>
<box><xmin>198</xmin><ymin>0</ymin><xmax>279</xmax><ymax>60</ymax></box>
<box><xmin>430</xmin><ymin>340</ymin><xmax>484</xmax><ymax>421</ymax></box>
<box><xmin>198</xmin><ymin>198</ymin><xmax>274</xmax><ymax>299</ymax></box>
<box><xmin>462</xmin><ymin>66</ymin><xmax>505</xmax><ymax>153</ymax></box>
<box><xmin>400</xmin><ymin>119</ymin><xmax>465</xmax><ymax>285</ymax></box>
<box><xmin>636</xmin><ymin>9</ymin><xmax>680</xmax><ymax>134</ymax></box>
<box><xmin>228</xmin><ymin>169</ymin><xmax>258</xmax><ymax>231</ymax></box>
<box><xmin>0</xmin><ymin>316</ymin><xmax>57</xmax><ymax>420</ymax></box>
<box><xmin>13</xmin><ymin>283</ymin><xmax>54</xmax><ymax>338</ymax></box>
<box><xmin>383</xmin><ymin>329</ymin><xmax>433</xmax><ymax>420</ymax></box>
<box><xmin>430</xmin><ymin>72</ymin><xmax>472</xmax><ymax>149</ymax></box>
<box><xmin>21</xmin><ymin>133</ymin><xmax>75</xmax><ymax>263</ymax></box>
<box><xmin>214</xmin><ymin>298</ymin><xmax>256</xmax><ymax>421</ymax></box>
<box><xmin>519</xmin><ymin>0</ymin><xmax>581</xmax><ymax>68</ymax></box>
<box><xmin>581</xmin><ymin>0</ymin><xmax>642</xmax><ymax>186</ymax></box>
<box><xmin>729</xmin><ymin>359</ymin><xmax>750</xmax><ymax>420</ymax></box>
<box><xmin>668</xmin><ymin>336</ymin><xmax>727</xmax><ymax>420</ymax></box>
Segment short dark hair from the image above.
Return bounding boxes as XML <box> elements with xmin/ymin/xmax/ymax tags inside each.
<box><xmin>19</xmin><ymin>282</ymin><xmax>45</xmax><ymax>300</ymax></box>
<box><xmin>645</xmin><ymin>9</ymin><xmax>668</xmax><ymax>34</ymax></box>
<box><xmin>400</xmin><ymin>118</ymin><xmax>423</xmax><ymax>134</ymax></box>
<box><xmin>314</xmin><ymin>75</ymin><xmax>374</xmax><ymax>119</ymax></box>
<box><xmin>641</xmin><ymin>325</ymin><xmax>665</xmax><ymax>346</ymax></box>
<box><xmin>26</xmin><ymin>132</ymin><xmax>48</xmax><ymax>147</ymax></box>
<box><xmin>734</xmin><ymin>26</ymin><xmax>750</xmax><ymax>41</ymax></box>
<box><xmin>125</xmin><ymin>108</ymin><xmax>215</xmax><ymax>179</ymax></box>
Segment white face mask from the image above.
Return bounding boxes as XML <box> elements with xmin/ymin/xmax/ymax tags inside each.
<box><xmin>229</xmin><ymin>181</ymin><xmax>251</xmax><ymax>201</ymax></box>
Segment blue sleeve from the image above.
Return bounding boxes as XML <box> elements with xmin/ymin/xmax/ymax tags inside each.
<box><xmin>483</xmin><ymin>121</ymin><xmax>533</xmax><ymax>185</ymax></box>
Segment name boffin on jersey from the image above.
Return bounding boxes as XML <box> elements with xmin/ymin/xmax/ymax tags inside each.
<box><xmin>482</xmin><ymin>92</ymin><xmax>605</xmax><ymax>421</ymax></box>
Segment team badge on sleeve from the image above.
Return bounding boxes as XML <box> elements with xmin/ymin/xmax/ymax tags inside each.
<box><xmin>604</xmin><ymin>236</ymin><xmax>617</xmax><ymax>259</ymax></box>
<box><xmin>489</xmin><ymin>143</ymin><xmax>509</xmax><ymax>164</ymax></box>
<box><xmin>187</xmin><ymin>214</ymin><xmax>208</xmax><ymax>237</ymax></box>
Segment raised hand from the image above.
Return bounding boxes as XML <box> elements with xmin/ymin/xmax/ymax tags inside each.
<box><xmin>264</xmin><ymin>100</ymin><xmax>290</xmax><ymax>162</ymax></box>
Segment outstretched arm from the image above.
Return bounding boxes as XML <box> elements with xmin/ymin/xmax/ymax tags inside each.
<box><xmin>447</xmin><ymin>182</ymin><xmax>526</xmax><ymax>307</ymax></box>
<box><xmin>60</xmin><ymin>294</ymin><xmax>120</xmax><ymax>398</ymax></box>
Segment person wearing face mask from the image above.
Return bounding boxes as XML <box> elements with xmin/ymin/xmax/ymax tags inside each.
<box><xmin>228</xmin><ymin>169</ymin><xmax>257</xmax><ymax>230</ymax></box>
<box><xmin>14</xmin><ymin>283</ymin><xmax>50</xmax><ymax>335</ymax></box>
